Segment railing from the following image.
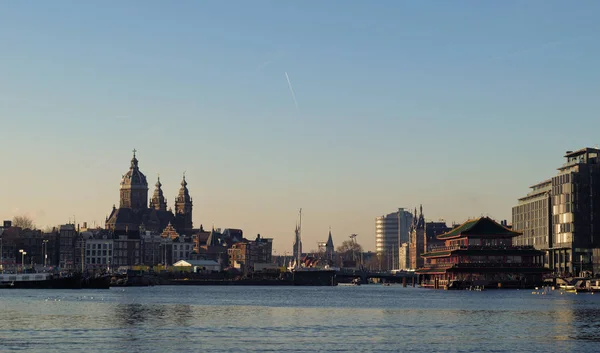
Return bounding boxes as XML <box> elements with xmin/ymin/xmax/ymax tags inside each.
<box><xmin>453</xmin><ymin>262</ymin><xmax>544</xmax><ymax>268</ymax></box>
<box><xmin>426</xmin><ymin>245</ymin><xmax>465</xmax><ymax>252</ymax></box>
<box><xmin>421</xmin><ymin>279</ymin><xmax>449</xmax><ymax>286</ymax></box>
<box><xmin>426</xmin><ymin>245</ymin><xmax>537</xmax><ymax>253</ymax></box>
<box><xmin>423</xmin><ymin>262</ymin><xmax>546</xmax><ymax>270</ymax></box>
<box><xmin>423</xmin><ymin>263</ymin><xmax>455</xmax><ymax>269</ymax></box>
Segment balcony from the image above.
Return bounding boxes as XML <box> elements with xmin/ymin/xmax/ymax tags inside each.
<box><xmin>426</xmin><ymin>244</ymin><xmax>537</xmax><ymax>253</ymax></box>
<box><xmin>422</xmin><ymin>262</ymin><xmax>545</xmax><ymax>270</ymax></box>
<box><xmin>453</xmin><ymin>262</ymin><xmax>544</xmax><ymax>268</ymax></box>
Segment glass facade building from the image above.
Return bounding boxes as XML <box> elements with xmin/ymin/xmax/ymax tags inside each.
<box><xmin>375</xmin><ymin>208</ymin><xmax>413</xmax><ymax>270</ymax></box>
<box><xmin>512</xmin><ymin>180</ymin><xmax>552</xmax><ymax>267</ymax></box>
<box><xmin>514</xmin><ymin>148</ymin><xmax>600</xmax><ymax>274</ymax></box>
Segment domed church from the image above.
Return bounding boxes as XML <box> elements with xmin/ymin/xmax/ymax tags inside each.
<box><xmin>105</xmin><ymin>150</ymin><xmax>194</xmax><ymax>236</ymax></box>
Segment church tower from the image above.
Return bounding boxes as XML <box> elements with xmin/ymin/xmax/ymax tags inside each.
<box><xmin>119</xmin><ymin>149</ymin><xmax>148</xmax><ymax>213</ymax></box>
<box><xmin>325</xmin><ymin>228</ymin><xmax>335</xmax><ymax>261</ymax></box>
<box><xmin>149</xmin><ymin>176</ymin><xmax>167</xmax><ymax>211</ymax></box>
<box><xmin>409</xmin><ymin>204</ymin><xmax>426</xmax><ymax>269</ymax></box>
<box><xmin>293</xmin><ymin>223</ymin><xmax>302</xmax><ymax>266</ymax></box>
<box><xmin>174</xmin><ymin>173</ymin><xmax>193</xmax><ymax>233</ymax></box>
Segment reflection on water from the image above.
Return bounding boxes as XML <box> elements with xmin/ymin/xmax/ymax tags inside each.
<box><xmin>572</xmin><ymin>308</ymin><xmax>600</xmax><ymax>342</ymax></box>
<box><xmin>0</xmin><ymin>286</ymin><xmax>599</xmax><ymax>352</ymax></box>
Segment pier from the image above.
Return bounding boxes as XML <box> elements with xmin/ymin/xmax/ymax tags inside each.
<box><xmin>336</xmin><ymin>269</ymin><xmax>418</xmax><ymax>285</ymax></box>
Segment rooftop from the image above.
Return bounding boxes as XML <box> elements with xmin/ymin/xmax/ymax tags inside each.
<box><xmin>437</xmin><ymin>217</ymin><xmax>521</xmax><ymax>240</ymax></box>
<box><xmin>564</xmin><ymin>147</ymin><xmax>600</xmax><ymax>158</ymax></box>
<box><xmin>528</xmin><ymin>179</ymin><xmax>552</xmax><ymax>189</ymax></box>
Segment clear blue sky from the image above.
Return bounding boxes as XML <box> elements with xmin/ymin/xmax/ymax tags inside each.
<box><xmin>2</xmin><ymin>1</ymin><xmax>600</xmax><ymax>253</ymax></box>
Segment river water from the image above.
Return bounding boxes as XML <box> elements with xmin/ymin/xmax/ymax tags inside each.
<box><xmin>1</xmin><ymin>285</ymin><xmax>599</xmax><ymax>352</ymax></box>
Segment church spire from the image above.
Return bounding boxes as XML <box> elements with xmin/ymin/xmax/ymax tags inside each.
<box><xmin>150</xmin><ymin>174</ymin><xmax>167</xmax><ymax>211</ymax></box>
<box><xmin>130</xmin><ymin>148</ymin><xmax>139</xmax><ymax>169</ymax></box>
<box><xmin>325</xmin><ymin>227</ymin><xmax>334</xmax><ymax>261</ymax></box>
<box><xmin>174</xmin><ymin>172</ymin><xmax>193</xmax><ymax>233</ymax></box>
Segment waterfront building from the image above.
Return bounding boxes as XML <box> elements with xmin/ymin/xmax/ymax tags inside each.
<box><xmin>140</xmin><ymin>231</ymin><xmax>162</xmax><ymax>266</ymax></box>
<box><xmin>425</xmin><ymin>220</ymin><xmax>452</xmax><ymax>249</ymax></box>
<box><xmin>190</xmin><ymin>227</ymin><xmax>231</xmax><ymax>264</ymax></box>
<box><xmin>228</xmin><ymin>234</ymin><xmax>273</xmax><ymax>273</ymax></box>
<box><xmin>172</xmin><ymin>236</ymin><xmax>194</xmax><ymax>263</ymax></box>
<box><xmin>376</xmin><ymin>208</ymin><xmax>413</xmax><ymax>270</ymax></box>
<box><xmin>112</xmin><ymin>234</ymin><xmax>141</xmax><ymax>267</ymax></box>
<box><xmin>74</xmin><ymin>232</ymin><xmax>89</xmax><ymax>272</ymax></box>
<box><xmin>58</xmin><ymin>224</ymin><xmax>77</xmax><ymax>269</ymax></box>
<box><xmin>513</xmin><ymin>147</ymin><xmax>600</xmax><ymax>274</ymax></box>
<box><xmin>172</xmin><ymin>259</ymin><xmax>221</xmax><ymax>272</ymax></box>
<box><xmin>85</xmin><ymin>237</ymin><xmax>113</xmax><ymax>271</ymax></box>
<box><xmin>594</xmin><ymin>249</ymin><xmax>600</xmax><ymax>275</ymax></box>
<box><xmin>512</xmin><ymin>179</ymin><xmax>552</xmax><ymax>267</ymax></box>
<box><xmin>221</xmin><ymin>228</ymin><xmax>244</xmax><ymax>245</ymax></box>
<box><xmin>398</xmin><ymin>243</ymin><xmax>409</xmax><ymax>270</ymax></box>
<box><xmin>417</xmin><ymin>217</ymin><xmax>549</xmax><ymax>289</ymax></box>
<box><xmin>0</xmin><ymin>223</ymin><xmax>55</xmax><ymax>270</ymax></box>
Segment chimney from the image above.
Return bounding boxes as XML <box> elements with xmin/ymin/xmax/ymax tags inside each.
<box><xmin>3</xmin><ymin>220</ymin><xmax>11</xmax><ymax>228</ymax></box>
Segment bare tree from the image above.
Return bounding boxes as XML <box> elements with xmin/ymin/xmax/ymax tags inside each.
<box><xmin>12</xmin><ymin>215</ymin><xmax>35</xmax><ymax>229</ymax></box>
<box><xmin>336</xmin><ymin>240</ymin><xmax>363</xmax><ymax>259</ymax></box>
<box><xmin>42</xmin><ymin>225</ymin><xmax>59</xmax><ymax>233</ymax></box>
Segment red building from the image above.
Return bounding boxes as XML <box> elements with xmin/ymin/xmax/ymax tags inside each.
<box><xmin>417</xmin><ymin>217</ymin><xmax>549</xmax><ymax>289</ymax></box>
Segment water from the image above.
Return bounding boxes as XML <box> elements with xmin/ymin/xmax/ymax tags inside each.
<box><xmin>1</xmin><ymin>286</ymin><xmax>599</xmax><ymax>352</ymax></box>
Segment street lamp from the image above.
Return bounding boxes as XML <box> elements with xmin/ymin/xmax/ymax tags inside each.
<box><xmin>43</xmin><ymin>240</ymin><xmax>49</xmax><ymax>268</ymax></box>
<box><xmin>19</xmin><ymin>249</ymin><xmax>26</xmax><ymax>272</ymax></box>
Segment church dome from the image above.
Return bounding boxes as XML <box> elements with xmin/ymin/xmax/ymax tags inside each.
<box><xmin>120</xmin><ymin>150</ymin><xmax>148</xmax><ymax>190</ymax></box>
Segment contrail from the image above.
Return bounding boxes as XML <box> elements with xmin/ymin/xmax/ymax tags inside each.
<box><xmin>285</xmin><ymin>72</ymin><xmax>300</xmax><ymax>113</ymax></box>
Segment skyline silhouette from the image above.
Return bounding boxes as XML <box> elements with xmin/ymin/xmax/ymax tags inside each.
<box><xmin>2</xmin><ymin>1</ymin><xmax>600</xmax><ymax>253</ymax></box>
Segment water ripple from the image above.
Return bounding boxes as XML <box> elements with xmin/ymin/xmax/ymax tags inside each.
<box><xmin>1</xmin><ymin>286</ymin><xmax>600</xmax><ymax>352</ymax></box>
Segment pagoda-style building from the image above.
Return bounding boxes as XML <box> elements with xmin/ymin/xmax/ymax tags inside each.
<box><xmin>417</xmin><ymin>217</ymin><xmax>550</xmax><ymax>289</ymax></box>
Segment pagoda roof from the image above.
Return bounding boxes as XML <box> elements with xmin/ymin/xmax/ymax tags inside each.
<box><xmin>437</xmin><ymin>217</ymin><xmax>521</xmax><ymax>240</ymax></box>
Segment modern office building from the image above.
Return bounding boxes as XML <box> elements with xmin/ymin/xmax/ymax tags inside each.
<box><xmin>398</xmin><ymin>243</ymin><xmax>410</xmax><ymax>270</ymax></box>
<box><xmin>512</xmin><ymin>179</ymin><xmax>553</xmax><ymax>267</ymax></box>
<box><xmin>376</xmin><ymin>208</ymin><xmax>413</xmax><ymax>270</ymax></box>
<box><xmin>513</xmin><ymin>147</ymin><xmax>600</xmax><ymax>274</ymax></box>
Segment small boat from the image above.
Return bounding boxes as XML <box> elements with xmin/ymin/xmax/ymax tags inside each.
<box><xmin>560</xmin><ymin>284</ymin><xmax>577</xmax><ymax>292</ymax></box>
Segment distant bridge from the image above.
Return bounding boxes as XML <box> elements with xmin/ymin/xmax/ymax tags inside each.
<box><xmin>336</xmin><ymin>269</ymin><xmax>418</xmax><ymax>285</ymax></box>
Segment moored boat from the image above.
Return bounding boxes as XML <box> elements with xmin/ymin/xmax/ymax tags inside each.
<box><xmin>0</xmin><ymin>273</ymin><xmax>82</xmax><ymax>289</ymax></box>
<box><xmin>0</xmin><ymin>273</ymin><xmax>111</xmax><ymax>289</ymax></box>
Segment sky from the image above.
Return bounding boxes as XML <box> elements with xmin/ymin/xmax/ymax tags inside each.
<box><xmin>2</xmin><ymin>1</ymin><xmax>600</xmax><ymax>254</ymax></box>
